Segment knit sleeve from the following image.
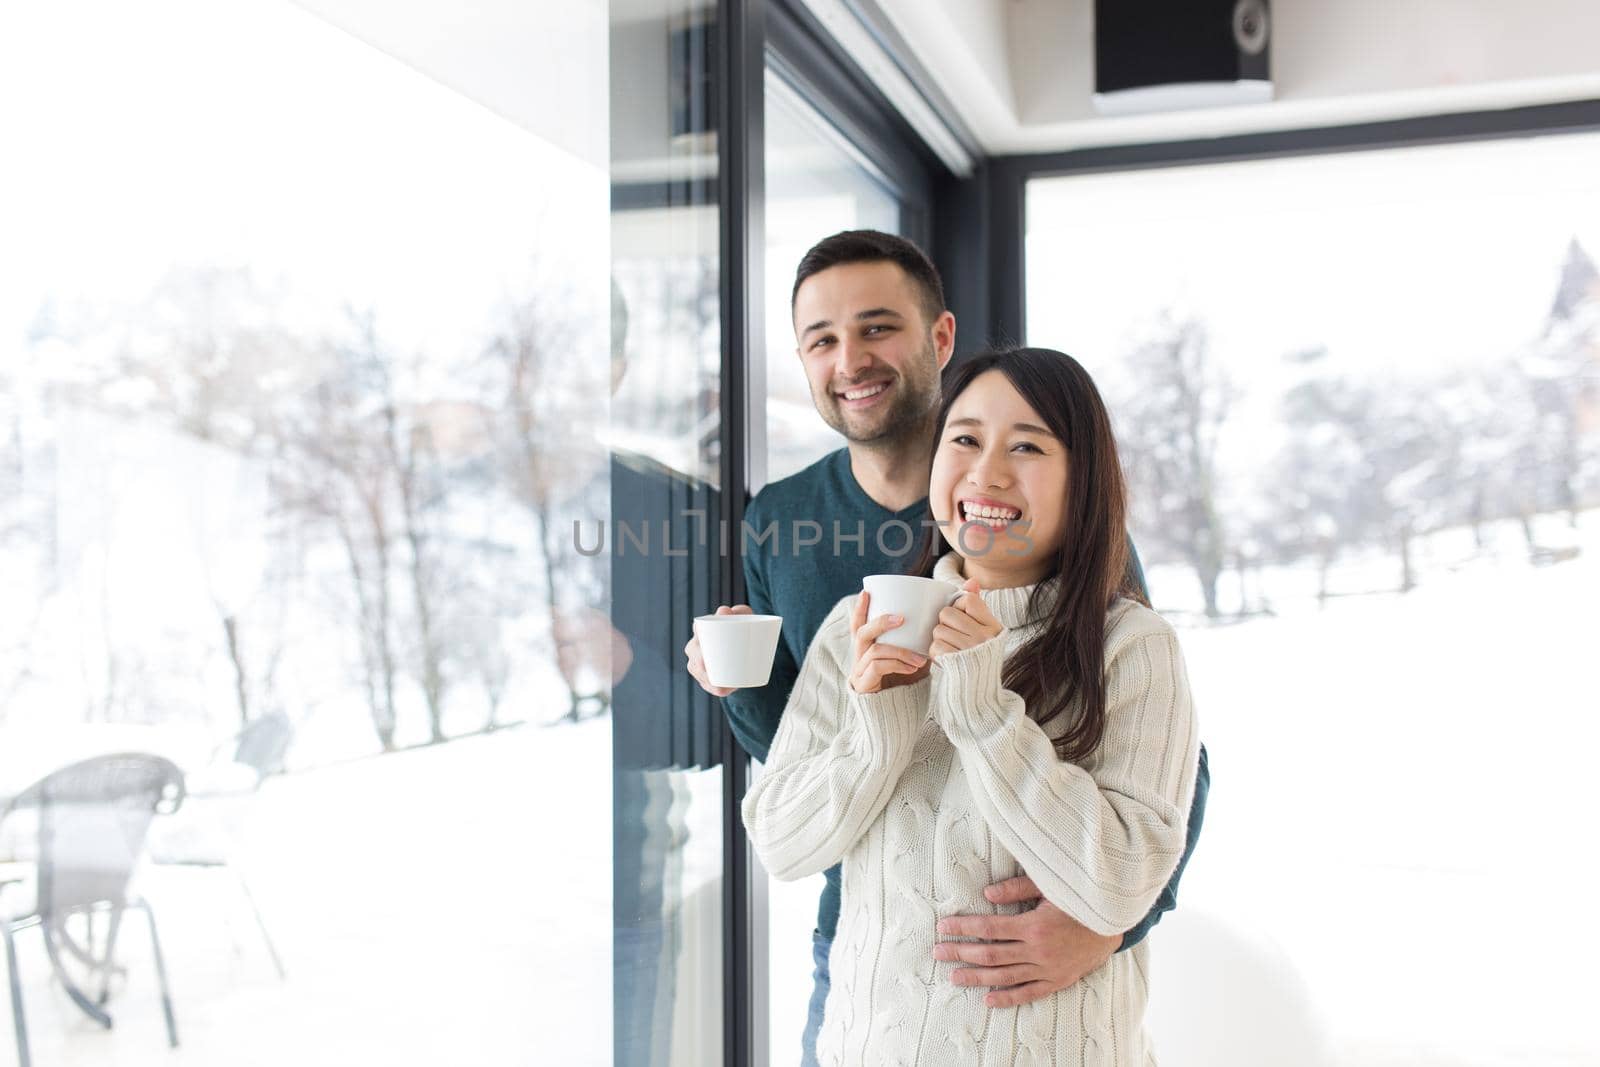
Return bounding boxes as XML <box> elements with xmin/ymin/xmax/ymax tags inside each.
<box><xmin>930</xmin><ymin>612</ymin><xmax>1200</xmax><ymax>936</ymax></box>
<box><xmin>741</xmin><ymin>598</ymin><xmax>931</xmax><ymax>881</ymax></box>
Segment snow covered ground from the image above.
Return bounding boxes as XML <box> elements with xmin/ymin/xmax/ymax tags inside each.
<box><xmin>1</xmin><ymin>722</ymin><xmax>614</xmax><ymax>1067</ymax></box>
<box><xmin>1146</xmin><ymin>511</ymin><xmax>1600</xmax><ymax>1066</ymax></box>
<box><xmin>3</xmin><ymin>512</ymin><xmax>1594</xmax><ymax>1066</ymax></box>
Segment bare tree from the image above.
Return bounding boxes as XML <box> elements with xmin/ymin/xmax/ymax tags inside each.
<box><xmin>1522</xmin><ymin>238</ymin><xmax>1600</xmax><ymax>525</ymax></box>
<box><xmin>1114</xmin><ymin>314</ymin><xmax>1238</xmax><ymax>619</ymax></box>
<box><xmin>266</xmin><ymin>306</ymin><xmax>496</xmax><ymax>750</ymax></box>
<box><xmin>0</xmin><ymin>365</ymin><xmax>52</xmax><ymax>721</ymax></box>
<box><xmin>1279</xmin><ymin>359</ymin><xmax>1453</xmax><ymax>593</ymax></box>
<box><xmin>479</xmin><ymin>292</ymin><xmax>610</xmax><ymax>722</ymax></box>
<box><xmin>389</xmin><ymin>408</ymin><xmax>448</xmax><ymax>743</ymax></box>
<box><xmin>107</xmin><ymin>264</ymin><xmax>304</xmax><ymax>449</ymax></box>
<box><xmin>346</xmin><ymin>314</ymin><xmax>457</xmax><ymax>746</ymax></box>
<box><xmin>69</xmin><ymin>267</ymin><xmax>311</xmax><ymax>730</ymax></box>
<box><xmin>268</xmin><ymin>328</ymin><xmax>403</xmax><ymax>751</ymax></box>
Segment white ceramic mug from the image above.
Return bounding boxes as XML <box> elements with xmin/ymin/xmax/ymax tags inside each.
<box><xmin>693</xmin><ymin>613</ymin><xmax>784</xmax><ymax>688</ymax></box>
<box><xmin>861</xmin><ymin>574</ymin><xmax>964</xmax><ymax>656</ymax></box>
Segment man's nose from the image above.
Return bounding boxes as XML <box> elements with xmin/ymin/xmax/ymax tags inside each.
<box><xmin>835</xmin><ymin>334</ymin><xmax>872</xmax><ymax>379</ymax></box>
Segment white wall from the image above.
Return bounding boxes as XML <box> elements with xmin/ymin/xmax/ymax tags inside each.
<box><xmin>878</xmin><ymin>0</ymin><xmax>1600</xmax><ymax>152</ymax></box>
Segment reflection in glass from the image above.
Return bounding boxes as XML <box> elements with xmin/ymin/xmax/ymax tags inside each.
<box><xmin>609</xmin><ymin>3</ymin><xmax>728</xmax><ymax>1065</ymax></box>
<box><xmin>1027</xmin><ymin>134</ymin><xmax>1600</xmax><ymax>1065</ymax></box>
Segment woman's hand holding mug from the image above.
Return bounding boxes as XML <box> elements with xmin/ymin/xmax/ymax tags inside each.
<box><xmin>848</xmin><ymin>591</ymin><xmax>931</xmax><ymax>694</ymax></box>
<box><xmin>928</xmin><ymin>578</ymin><xmax>1003</xmax><ymax>659</ymax></box>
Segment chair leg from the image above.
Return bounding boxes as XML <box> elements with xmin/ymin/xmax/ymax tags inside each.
<box><xmin>131</xmin><ymin>900</ymin><xmax>179</xmax><ymax>1049</ymax></box>
<box><xmin>42</xmin><ymin>917</ymin><xmax>112</xmax><ymax>1029</ymax></box>
<box><xmin>47</xmin><ymin>907</ymin><xmax>127</xmax><ymax>1006</ymax></box>
<box><xmin>98</xmin><ymin>906</ymin><xmax>126</xmax><ymax>1006</ymax></box>
<box><xmin>232</xmin><ymin>870</ymin><xmax>287</xmax><ymax>980</ymax></box>
<box><xmin>2</xmin><ymin>922</ymin><xmax>31</xmax><ymax>1067</ymax></box>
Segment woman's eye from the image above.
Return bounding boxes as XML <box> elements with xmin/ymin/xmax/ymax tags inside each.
<box><xmin>1014</xmin><ymin>442</ymin><xmax>1041</xmax><ymax>454</ymax></box>
<box><xmin>951</xmin><ymin>434</ymin><xmax>977</xmax><ymax>446</ymax></box>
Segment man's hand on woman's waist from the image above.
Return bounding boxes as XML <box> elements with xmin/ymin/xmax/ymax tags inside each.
<box><xmin>932</xmin><ymin>874</ymin><xmax>1120</xmax><ymax>1008</ymax></box>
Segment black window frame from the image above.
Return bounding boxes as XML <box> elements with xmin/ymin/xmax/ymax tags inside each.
<box><xmin>763</xmin><ymin>0</ymin><xmax>942</xmax><ymax>250</ymax></box>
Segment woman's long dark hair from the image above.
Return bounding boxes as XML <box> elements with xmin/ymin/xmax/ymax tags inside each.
<box><xmin>906</xmin><ymin>347</ymin><xmax>1147</xmax><ymax>763</ymax></box>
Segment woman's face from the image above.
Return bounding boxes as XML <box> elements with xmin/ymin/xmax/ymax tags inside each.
<box><xmin>929</xmin><ymin>370</ymin><xmax>1069</xmax><ymax>587</ymax></box>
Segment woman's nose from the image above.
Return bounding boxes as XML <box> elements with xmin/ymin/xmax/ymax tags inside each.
<box><xmin>968</xmin><ymin>452</ymin><xmax>1009</xmax><ymax>489</ymax></box>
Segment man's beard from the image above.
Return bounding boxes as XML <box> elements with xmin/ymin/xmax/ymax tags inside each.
<box><xmin>819</xmin><ymin>341</ymin><xmax>939</xmax><ymax>445</ymax></box>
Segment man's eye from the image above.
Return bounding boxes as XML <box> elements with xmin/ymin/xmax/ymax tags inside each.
<box><xmin>810</xmin><ymin>337</ymin><xmax>834</xmax><ymax>350</ymax></box>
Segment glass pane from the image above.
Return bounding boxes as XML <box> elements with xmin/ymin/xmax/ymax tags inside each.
<box><xmin>763</xmin><ymin>72</ymin><xmax>901</xmax><ymax>484</ymax></box>
<box><xmin>1026</xmin><ymin>134</ymin><xmax>1600</xmax><ymax>1065</ymax></box>
<box><xmin>0</xmin><ymin>0</ymin><xmax>609</xmax><ymax>1063</ymax></box>
<box><xmin>609</xmin><ymin>3</ymin><xmax>728</xmax><ymax>1066</ymax></box>
<box><xmin>758</xmin><ymin>71</ymin><xmax>906</xmax><ymax>1067</ymax></box>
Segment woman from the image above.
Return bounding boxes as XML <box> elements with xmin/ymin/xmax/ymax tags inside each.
<box><xmin>742</xmin><ymin>347</ymin><xmax>1201</xmax><ymax>1065</ymax></box>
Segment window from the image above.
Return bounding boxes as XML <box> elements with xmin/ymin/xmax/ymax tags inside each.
<box><xmin>762</xmin><ymin>71</ymin><xmax>902</xmax><ymax>484</ymax></box>
<box><xmin>0</xmin><ymin>1</ymin><xmax>612</xmax><ymax>1062</ymax></box>
<box><xmin>1027</xmin><ymin>132</ymin><xmax>1600</xmax><ymax>1064</ymax></box>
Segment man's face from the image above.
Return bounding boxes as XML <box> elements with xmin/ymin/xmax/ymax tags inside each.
<box><xmin>791</xmin><ymin>261</ymin><xmax>954</xmax><ymax>445</ymax></box>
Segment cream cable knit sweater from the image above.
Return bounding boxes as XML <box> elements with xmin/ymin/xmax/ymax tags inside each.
<box><xmin>743</xmin><ymin>552</ymin><xmax>1200</xmax><ymax>1067</ymax></box>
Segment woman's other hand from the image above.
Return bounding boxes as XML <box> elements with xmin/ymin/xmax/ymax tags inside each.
<box><xmin>848</xmin><ymin>591</ymin><xmax>930</xmax><ymax>695</ymax></box>
<box><xmin>929</xmin><ymin>578</ymin><xmax>1003</xmax><ymax>659</ymax></box>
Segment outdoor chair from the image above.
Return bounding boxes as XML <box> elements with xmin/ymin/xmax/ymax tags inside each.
<box><xmin>0</xmin><ymin>752</ymin><xmax>185</xmax><ymax>1067</ymax></box>
<box><xmin>144</xmin><ymin>711</ymin><xmax>290</xmax><ymax>979</ymax></box>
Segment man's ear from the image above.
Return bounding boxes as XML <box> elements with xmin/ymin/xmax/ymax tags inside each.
<box><xmin>933</xmin><ymin>310</ymin><xmax>957</xmax><ymax>369</ymax></box>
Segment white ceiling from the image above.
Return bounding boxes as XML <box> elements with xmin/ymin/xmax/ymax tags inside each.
<box><xmin>282</xmin><ymin>0</ymin><xmax>1600</xmax><ymax>171</ymax></box>
<box><xmin>870</xmin><ymin>0</ymin><xmax>1600</xmax><ymax>155</ymax></box>
<box><xmin>290</xmin><ymin>0</ymin><xmax>609</xmax><ymax>169</ymax></box>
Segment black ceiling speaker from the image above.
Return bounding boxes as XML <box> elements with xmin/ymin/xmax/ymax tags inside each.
<box><xmin>1093</xmin><ymin>0</ymin><xmax>1272</xmax><ymax>116</ymax></box>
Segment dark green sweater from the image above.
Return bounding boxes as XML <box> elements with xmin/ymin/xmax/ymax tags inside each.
<box><xmin>722</xmin><ymin>448</ymin><xmax>1209</xmax><ymax>947</ymax></box>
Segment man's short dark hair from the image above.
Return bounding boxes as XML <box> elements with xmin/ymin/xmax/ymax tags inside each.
<box><xmin>791</xmin><ymin>229</ymin><xmax>946</xmax><ymax>326</ymax></box>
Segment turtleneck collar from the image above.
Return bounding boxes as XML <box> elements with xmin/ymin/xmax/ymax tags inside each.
<box><xmin>931</xmin><ymin>551</ymin><xmax>1057</xmax><ymax>631</ymax></box>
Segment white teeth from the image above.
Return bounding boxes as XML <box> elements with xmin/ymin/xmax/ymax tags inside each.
<box><xmin>841</xmin><ymin>382</ymin><xmax>888</xmax><ymax>401</ymax></box>
<box><xmin>962</xmin><ymin>502</ymin><xmax>1021</xmax><ymax>521</ymax></box>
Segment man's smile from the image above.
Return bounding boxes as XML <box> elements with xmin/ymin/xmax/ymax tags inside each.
<box><xmin>835</xmin><ymin>378</ymin><xmax>893</xmax><ymax>409</ymax></box>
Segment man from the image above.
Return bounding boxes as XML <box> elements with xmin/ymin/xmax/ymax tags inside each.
<box><xmin>684</xmin><ymin>230</ymin><xmax>1210</xmax><ymax>1065</ymax></box>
